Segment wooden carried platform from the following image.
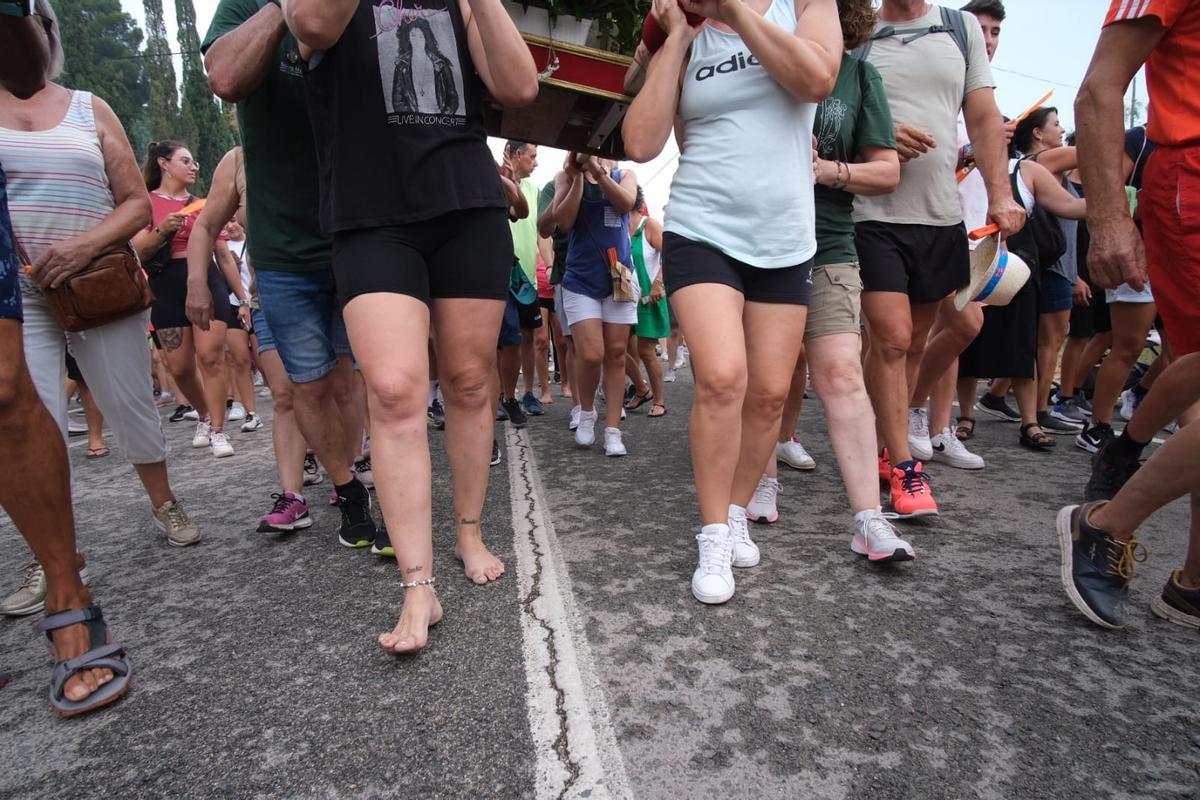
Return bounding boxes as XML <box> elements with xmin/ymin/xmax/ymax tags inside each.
<box><xmin>483</xmin><ymin>33</ymin><xmax>634</xmax><ymax>159</ymax></box>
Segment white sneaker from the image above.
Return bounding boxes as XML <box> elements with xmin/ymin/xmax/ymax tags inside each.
<box><xmin>303</xmin><ymin>453</ymin><xmax>325</xmax><ymax>486</ymax></box>
<box><xmin>1119</xmin><ymin>389</ymin><xmax>1139</xmax><ymax>421</ymax></box>
<box><xmin>252</xmin><ymin>370</ymin><xmax>264</xmax><ymax>387</ymax></box>
<box><xmin>568</xmin><ymin>405</ymin><xmax>582</xmax><ymax>431</ymax></box>
<box><xmin>664</xmin><ymin>368</ymin><xmax>677</xmax><ymax>383</ymax></box>
<box><xmin>226</xmin><ymin>401</ymin><xmax>247</xmax><ymax>422</ymax></box>
<box><xmin>210</xmin><ymin>431</ymin><xmax>235</xmax><ymax>458</ymax></box>
<box><xmin>240</xmin><ymin>413</ymin><xmax>263</xmax><ymax>432</ymax></box>
<box><xmin>746</xmin><ymin>476</ymin><xmax>780</xmax><ymax>523</ymax></box>
<box><xmin>183</xmin><ymin>407</ymin><xmax>200</xmax><ymax>421</ymax></box>
<box><xmin>674</xmin><ymin>345</ymin><xmax>689</xmax><ymax>370</ymax></box>
<box><xmin>67</xmin><ymin>419</ymin><xmax>88</xmax><ymax>436</ymax></box>
<box><xmin>603</xmin><ymin>427</ymin><xmax>627</xmax><ymax>457</ymax></box>
<box><xmin>192</xmin><ymin>420</ymin><xmax>212</xmax><ymax>448</ymax></box>
<box><xmin>728</xmin><ymin>505</ymin><xmax>760</xmax><ymax>567</ymax></box>
<box><xmin>850</xmin><ymin>511</ymin><xmax>915</xmax><ymax>563</ymax></box>
<box><xmin>575</xmin><ymin>409</ymin><xmax>597</xmax><ymax>447</ymax></box>
<box><xmin>691</xmin><ymin>524</ymin><xmax>735</xmax><ymax>604</ymax></box>
<box><xmin>930</xmin><ymin>427</ymin><xmax>985</xmax><ymax>470</ymax></box>
<box><xmin>776</xmin><ymin>438</ymin><xmax>816</xmax><ymax>471</ymax></box>
<box><xmin>908</xmin><ymin>408</ymin><xmax>933</xmax><ymax>461</ymax></box>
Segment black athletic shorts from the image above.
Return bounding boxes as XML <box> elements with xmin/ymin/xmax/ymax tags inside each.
<box><xmin>855</xmin><ymin>221</ymin><xmax>970</xmax><ymax>305</ymax></box>
<box><xmin>332</xmin><ymin>207</ymin><xmax>512</xmax><ymax>308</ymax></box>
<box><xmin>517</xmin><ymin>296</ymin><xmax>542</xmax><ymax>330</ymax></box>
<box><xmin>538</xmin><ymin>296</ymin><xmax>555</xmax><ymax>314</ymax></box>
<box><xmin>149</xmin><ymin>258</ymin><xmax>235</xmax><ymax>330</ymax></box>
<box><xmin>662</xmin><ymin>232</ymin><xmax>813</xmax><ymax>305</ymax></box>
<box><xmin>1091</xmin><ymin>287</ymin><xmax>1112</xmax><ymax>334</ymax></box>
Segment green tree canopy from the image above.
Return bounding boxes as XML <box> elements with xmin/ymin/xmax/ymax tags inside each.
<box><xmin>55</xmin><ymin>0</ymin><xmax>149</xmax><ymax>152</ymax></box>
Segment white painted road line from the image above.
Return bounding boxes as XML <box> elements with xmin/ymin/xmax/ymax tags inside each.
<box><xmin>506</xmin><ymin>426</ymin><xmax>633</xmax><ymax>800</ymax></box>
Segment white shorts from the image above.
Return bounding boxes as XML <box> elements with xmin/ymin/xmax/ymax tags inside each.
<box><xmin>554</xmin><ymin>284</ymin><xmax>571</xmax><ymax>338</ymax></box>
<box><xmin>1105</xmin><ymin>281</ymin><xmax>1155</xmax><ymax>304</ymax></box>
<box><xmin>561</xmin><ymin>286</ymin><xmax>639</xmax><ymax>327</ymax></box>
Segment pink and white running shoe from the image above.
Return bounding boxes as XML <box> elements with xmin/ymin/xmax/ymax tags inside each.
<box><xmin>257</xmin><ymin>492</ymin><xmax>313</xmax><ymax>533</ymax></box>
<box><xmin>851</xmin><ymin>512</ymin><xmax>915</xmax><ymax>563</ymax></box>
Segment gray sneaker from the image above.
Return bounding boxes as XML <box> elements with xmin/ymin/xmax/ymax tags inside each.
<box><xmin>1</xmin><ymin>556</ymin><xmax>91</xmax><ymax>617</ymax></box>
<box><xmin>153</xmin><ymin>500</ymin><xmax>202</xmax><ymax>547</ymax></box>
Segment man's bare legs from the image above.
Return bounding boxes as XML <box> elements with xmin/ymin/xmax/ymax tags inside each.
<box><xmin>259</xmin><ymin>348</ymin><xmax>307</xmax><ymax>495</ymax></box>
<box><xmin>1125</xmin><ymin>353</ymin><xmax>1200</xmax><ymax>443</ymax></box>
<box><xmin>225</xmin><ymin>328</ymin><xmax>258</xmax><ymax>418</ymax></box>
<box><xmin>344</xmin><ymin>294</ymin><xmax>440</xmax><ymax>653</ymax></box>
<box><xmin>331</xmin><ymin>356</ymin><xmax>366</xmax><ymax>465</ymax></box>
<box><xmin>432</xmin><ymin>298</ymin><xmax>508</xmax><ymax>585</ymax></box>
<box><xmin>290</xmin><ymin>361</ymin><xmax>355</xmax><ymax>487</ymax></box>
<box><xmin>0</xmin><ymin>321</ymin><xmax>110</xmax><ymax>703</ymax></box>
<box><xmin>911</xmin><ymin>300</ymin><xmax>984</xmax><ymax>432</ymax></box>
<box><xmin>1088</xmin><ymin>420</ymin><xmax>1200</xmax><ymax>589</ymax></box>
<box><xmin>863</xmin><ymin>292</ymin><xmax>939</xmax><ymax>464</ymax></box>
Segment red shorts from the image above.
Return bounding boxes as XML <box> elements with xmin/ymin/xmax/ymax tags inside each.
<box><xmin>1141</xmin><ymin>145</ymin><xmax>1200</xmax><ymax>356</ymax></box>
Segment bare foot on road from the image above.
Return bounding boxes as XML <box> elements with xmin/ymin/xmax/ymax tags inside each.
<box><xmin>454</xmin><ymin>532</ymin><xmax>505</xmax><ymax>585</ymax></box>
<box><xmin>378</xmin><ymin>588</ymin><xmax>443</xmax><ymax>654</ymax></box>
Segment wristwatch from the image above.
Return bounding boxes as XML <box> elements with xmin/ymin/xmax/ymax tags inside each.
<box><xmin>0</xmin><ymin>1</ymin><xmax>36</xmax><ymax>17</ymax></box>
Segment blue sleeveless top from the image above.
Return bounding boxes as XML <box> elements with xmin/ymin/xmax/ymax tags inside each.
<box><xmin>563</xmin><ymin>168</ymin><xmax>631</xmax><ymax>300</ymax></box>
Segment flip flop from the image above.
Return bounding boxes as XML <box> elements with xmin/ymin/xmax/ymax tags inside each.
<box><xmin>34</xmin><ymin>606</ymin><xmax>131</xmax><ymax>718</ymax></box>
<box><xmin>648</xmin><ymin>403</ymin><xmax>667</xmax><ymax>418</ymax></box>
<box><xmin>86</xmin><ymin>447</ymin><xmax>110</xmax><ymax>459</ymax></box>
<box><xmin>624</xmin><ymin>389</ymin><xmax>653</xmax><ymax>411</ymax></box>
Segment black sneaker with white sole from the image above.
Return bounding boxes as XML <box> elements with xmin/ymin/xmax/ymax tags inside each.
<box><xmin>1038</xmin><ymin>410</ymin><xmax>1083</xmax><ymax>434</ymax></box>
<box><xmin>1085</xmin><ymin>445</ymin><xmax>1142</xmax><ymax>502</ymax></box>
<box><xmin>1075</xmin><ymin>422</ymin><xmax>1116</xmax><ymax>454</ymax></box>
<box><xmin>976</xmin><ymin>393</ymin><xmax>1020</xmax><ymax>422</ymax></box>
<box><xmin>502</xmin><ymin>397</ymin><xmax>528</xmax><ymax>428</ymax></box>
<box><xmin>335</xmin><ymin>478</ymin><xmax>377</xmax><ymax>548</ymax></box>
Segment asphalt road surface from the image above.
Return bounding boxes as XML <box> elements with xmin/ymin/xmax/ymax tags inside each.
<box><xmin>2</xmin><ymin>367</ymin><xmax>1196</xmax><ymax>800</ymax></box>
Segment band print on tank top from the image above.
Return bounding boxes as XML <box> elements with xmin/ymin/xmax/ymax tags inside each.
<box><xmin>373</xmin><ymin>1</ymin><xmax>467</xmax><ymax>125</ymax></box>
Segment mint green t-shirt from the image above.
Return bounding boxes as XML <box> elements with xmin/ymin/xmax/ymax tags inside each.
<box><xmin>510</xmin><ymin>178</ymin><xmax>540</xmax><ymax>284</ymax></box>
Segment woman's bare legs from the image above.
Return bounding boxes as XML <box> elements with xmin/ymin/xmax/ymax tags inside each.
<box><xmin>332</xmin><ymin>356</ymin><xmax>366</xmax><ymax>464</ymax></box>
<box><xmin>159</xmin><ymin>327</ymin><xmax>209</xmax><ymax>419</ymax></box>
<box><xmin>433</xmin><ymin>298</ymin><xmax>507</xmax><ymax>584</ymax></box>
<box><xmin>534</xmin><ymin>311</ymin><xmax>552</xmax><ymax>404</ymax></box>
<box><xmin>344</xmin><ymin>294</ymin><xmax>441</xmax><ymax>654</ymax></box>
<box><xmin>548</xmin><ymin>311</ymin><xmax>571</xmax><ymax>398</ymax></box>
<box><xmin>194</xmin><ymin>322</ymin><xmax>231</xmax><ymax>433</ymax></box>
<box><xmin>225</xmin><ymin>327</ymin><xmax>257</xmax><ymax>416</ymax></box>
<box><xmin>1090</xmin><ymin>302</ymin><xmax>1158</xmax><ymax>426</ymax></box>
<box><xmin>602</xmin><ymin>323</ymin><xmax>632</xmax><ymax>429</ymax></box>
<box><xmin>571</xmin><ymin>319</ymin><xmax>605</xmax><ymax>415</ymax></box>
<box><xmin>637</xmin><ymin>337</ymin><xmax>665</xmax><ymax>408</ymax></box>
<box><xmin>70</xmin><ymin>378</ymin><xmax>107</xmax><ymax>453</ymax></box>
<box><xmin>808</xmin><ymin>333</ymin><xmax>879</xmax><ymax>513</ymax></box>
<box><xmin>672</xmin><ymin>284</ymin><xmax>747</xmax><ymax>524</ymax></box>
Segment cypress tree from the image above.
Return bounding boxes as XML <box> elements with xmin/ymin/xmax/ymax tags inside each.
<box><xmin>143</xmin><ymin>0</ymin><xmax>181</xmax><ymax>148</ymax></box>
<box><xmin>175</xmin><ymin>0</ymin><xmax>234</xmax><ymax>194</ymax></box>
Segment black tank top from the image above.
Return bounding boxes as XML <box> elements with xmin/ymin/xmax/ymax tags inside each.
<box><xmin>303</xmin><ymin>0</ymin><xmax>506</xmax><ymax>232</ymax></box>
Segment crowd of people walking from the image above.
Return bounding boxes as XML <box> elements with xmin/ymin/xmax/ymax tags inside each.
<box><xmin>0</xmin><ymin>0</ymin><xmax>1197</xmax><ymax>719</ymax></box>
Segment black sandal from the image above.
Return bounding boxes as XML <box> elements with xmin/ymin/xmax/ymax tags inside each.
<box><xmin>955</xmin><ymin>416</ymin><xmax>976</xmax><ymax>441</ymax></box>
<box><xmin>1019</xmin><ymin>423</ymin><xmax>1056</xmax><ymax>451</ymax></box>
<box><xmin>624</xmin><ymin>389</ymin><xmax>653</xmax><ymax>411</ymax></box>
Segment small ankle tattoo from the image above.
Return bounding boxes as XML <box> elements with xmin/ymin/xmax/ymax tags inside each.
<box><xmin>459</xmin><ymin>517</ymin><xmax>480</xmax><ymax>527</ymax></box>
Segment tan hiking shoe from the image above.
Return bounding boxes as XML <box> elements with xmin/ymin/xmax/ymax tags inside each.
<box><xmin>0</xmin><ymin>554</ymin><xmax>90</xmax><ymax>617</ymax></box>
<box><xmin>153</xmin><ymin>500</ymin><xmax>202</xmax><ymax>547</ymax></box>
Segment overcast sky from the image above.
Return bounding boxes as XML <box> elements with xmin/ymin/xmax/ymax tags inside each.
<box><xmin>120</xmin><ymin>0</ymin><xmax>1146</xmax><ymax>216</ymax></box>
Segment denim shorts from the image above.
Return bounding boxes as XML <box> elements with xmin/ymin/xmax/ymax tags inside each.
<box><xmin>251</xmin><ymin>307</ymin><xmax>275</xmax><ymax>354</ymax></box>
<box><xmin>1039</xmin><ymin>271</ymin><xmax>1074</xmax><ymax>314</ymax></box>
<box><xmin>498</xmin><ymin>293</ymin><xmax>523</xmax><ymax>349</ymax></box>
<box><xmin>256</xmin><ymin>268</ymin><xmax>352</xmax><ymax>383</ymax></box>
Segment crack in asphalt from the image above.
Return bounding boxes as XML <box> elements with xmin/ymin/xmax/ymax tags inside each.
<box><xmin>514</xmin><ymin>433</ymin><xmax>582</xmax><ymax>799</ymax></box>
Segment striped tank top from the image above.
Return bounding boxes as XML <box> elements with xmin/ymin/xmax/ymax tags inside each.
<box><xmin>0</xmin><ymin>91</ymin><xmax>116</xmax><ymax>294</ymax></box>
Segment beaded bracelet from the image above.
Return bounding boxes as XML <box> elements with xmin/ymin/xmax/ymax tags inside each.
<box><xmin>400</xmin><ymin>576</ymin><xmax>437</xmax><ymax>589</ymax></box>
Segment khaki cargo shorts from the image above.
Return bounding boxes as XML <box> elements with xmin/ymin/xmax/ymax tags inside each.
<box><xmin>804</xmin><ymin>262</ymin><xmax>862</xmax><ymax>341</ymax></box>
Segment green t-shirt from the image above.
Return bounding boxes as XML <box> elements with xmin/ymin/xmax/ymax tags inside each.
<box><xmin>813</xmin><ymin>54</ymin><xmax>896</xmax><ymax>267</ymax></box>
<box><xmin>510</xmin><ymin>178</ymin><xmax>540</xmax><ymax>284</ymax></box>
<box><xmin>539</xmin><ymin>179</ymin><xmax>569</xmax><ymax>283</ymax></box>
<box><xmin>202</xmin><ymin>0</ymin><xmax>330</xmax><ymax>272</ymax></box>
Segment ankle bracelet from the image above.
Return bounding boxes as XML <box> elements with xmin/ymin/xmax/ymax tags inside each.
<box><xmin>400</xmin><ymin>576</ymin><xmax>436</xmax><ymax>589</ymax></box>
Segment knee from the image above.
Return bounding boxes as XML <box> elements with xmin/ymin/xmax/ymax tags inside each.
<box><xmin>871</xmin><ymin>328</ymin><xmax>913</xmax><ymax>361</ymax></box>
<box><xmin>604</xmin><ymin>342</ymin><xmax>628</xmax><ymax>365</ymax></box>
<box><xmin>695</xmin><ymin>367</ymin><xmax>746</xmax><ymax>408</ymax></box>
<box><xmin>575</xmin><ymin>342</ymin><xmax>604</xmax><ymax>368</ymax></box>
<box><xmin>272</xmin><ymin>387</ymin><xmax>295</xmax><ymax>414</ymax></box>
<box><xmin>0</xmin><ymin>369</ymin><xmax>21</xmax><ymax>414</ymax></box>
<box><xmin>1112</xmin><ymin>333</ymin><xmax>1146</xmax><ymax>362</ymax></box>
<box><xmin>365</xmin><ymin>373</ymin><xmax>426</xmax><ymax>421</ymax></box>
<box><xmin>813</xmin><ymin>361</ymin><xmax>867</xmax><ymax>406</ymax></box>
<box><xmin>441</xmin><ymin>364</ymin><xmax>492</xmax><ymax>409</ymax></box>
<box><xmin>196</xmin><ymin>347</ymin><xmax>224</xmax><ymax>373</ymax></box>
<box><xmin>948</xmin><ymin>311</ymin><xmax>984</xmax><ymax>347</ymax></box>
<box><xmin>744</xmin><ymin>385</ymin><xmax>789</xmax><ymax>418</ymax></box>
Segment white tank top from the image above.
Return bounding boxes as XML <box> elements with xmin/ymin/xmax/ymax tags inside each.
<box><xmin>663</xmin><ymin>0</ymin><xmax>817</xmax><ymax>269</ymax></box>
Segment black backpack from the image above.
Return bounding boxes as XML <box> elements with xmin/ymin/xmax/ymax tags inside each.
<box><xmin>1012</xmin><ymin>161</ymin><xmax>1067</xmax><ymax>272</ymax></box>
<box><xmin>851</xmin><ymin>6</ymin><xmax>971</xmax><ymax>71</ymax></box>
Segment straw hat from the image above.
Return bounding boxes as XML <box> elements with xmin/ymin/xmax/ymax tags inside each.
<box><xmin>955</xmin><ymin>227</ymin><xmax>1032</xmax><ymax>311</ymax></box>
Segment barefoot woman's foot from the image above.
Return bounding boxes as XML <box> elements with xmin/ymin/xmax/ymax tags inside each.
<box><xmin>378</xmin><ymin>586</ymin><xmax>443</xmax><ymax>654</ymax></box>
<box><xmin>540</xmin><ymin>393</ymin><xmax>553</xmax><ymax>405</ymax></box>
<box><xmin>454</xmin><ymin>531</ymin><xmax>505</xmax><ymax>585</ymax></box>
